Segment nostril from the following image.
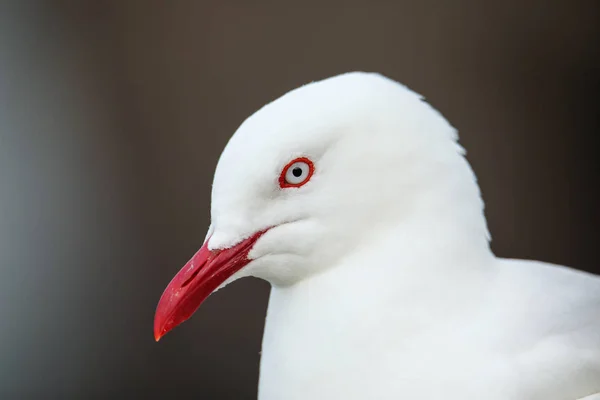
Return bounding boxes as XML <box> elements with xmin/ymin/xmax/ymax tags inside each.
<box><xmin>181</xmin><ymin>268</ymin><xmax>200</xmax><ymax>288</ymax></box>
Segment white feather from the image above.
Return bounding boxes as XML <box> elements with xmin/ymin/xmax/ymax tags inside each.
<box><xmin>204</xmin><ymin>72</ymin><xmax>600</xmax><ymax>399</ymax></box>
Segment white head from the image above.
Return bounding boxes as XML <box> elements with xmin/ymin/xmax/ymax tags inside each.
<box><xmin>154</xmin><ymin>72</ymin><xmax>491</xmax><ymax>340</ymax></box>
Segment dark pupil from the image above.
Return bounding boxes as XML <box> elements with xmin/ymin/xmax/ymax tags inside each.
<box><xmin>292</xmin><ymin>167</ymin><xmax>303</xmax><ymax>177</ymax></box>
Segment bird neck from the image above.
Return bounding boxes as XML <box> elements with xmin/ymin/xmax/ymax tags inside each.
<box><xmin>259</xmin><ymin>223</ymin><xmax>495</xmax><ymax>398</ymax></box>
<box><xmin>264</xmin><ymin>214</ymin><xmax>495</xmax><ymax>338</ymax></box>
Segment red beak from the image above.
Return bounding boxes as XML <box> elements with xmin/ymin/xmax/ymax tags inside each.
<box><xmin>154</xmin><ymin>230</ymin><xmax>267</xmax><ymax>341</ymax></box>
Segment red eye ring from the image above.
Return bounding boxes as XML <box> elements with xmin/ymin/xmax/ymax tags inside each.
<box><xmin>279</xmin><ymin>157</ymin><xmax>315</xmax><ymax>188</ymax></box>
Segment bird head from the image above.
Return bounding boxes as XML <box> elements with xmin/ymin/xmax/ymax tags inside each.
<box><xmin>153</xmin><ymin>72</ymin><xmax>488</xmax><ymax>341</ymax></box>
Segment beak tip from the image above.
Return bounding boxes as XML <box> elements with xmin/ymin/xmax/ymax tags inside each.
<box><xmin>154</xmin><ymin>327</ymin><xmax>165</xmax><ymax>342</ymax></box>
<box><xmin>153</xmin><ymin>317</ymin><xmax>166</xmax><ymax>342</ymax></box>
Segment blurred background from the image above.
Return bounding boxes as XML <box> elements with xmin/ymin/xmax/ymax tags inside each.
<box><xmin>0</xmin><ymin>0</ymin><xmax>598</xmax><ymax>398</ymax></box>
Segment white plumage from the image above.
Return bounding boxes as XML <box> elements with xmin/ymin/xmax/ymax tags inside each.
<box><xmin>162</xmin><ymin>72</ymin><xmax>600</xmax><ymax>399</ymax></box>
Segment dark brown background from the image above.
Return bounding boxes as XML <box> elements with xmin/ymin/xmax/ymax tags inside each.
<box><xmin>0</xmin><ymin>1</ymin><xmax>598</xmax><ymax>399</ymax></box>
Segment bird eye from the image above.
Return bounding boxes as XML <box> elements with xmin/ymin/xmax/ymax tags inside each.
<box><xmin>279</xmin><ymin>157</ymin><xmax>314</xmax><ymax>188</ymax></box>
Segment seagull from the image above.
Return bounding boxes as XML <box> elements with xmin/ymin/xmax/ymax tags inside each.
<box><xmin>154</xmin><ymin>72</ymin><xmax>600</xmax><ymax>399</ymax></box>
